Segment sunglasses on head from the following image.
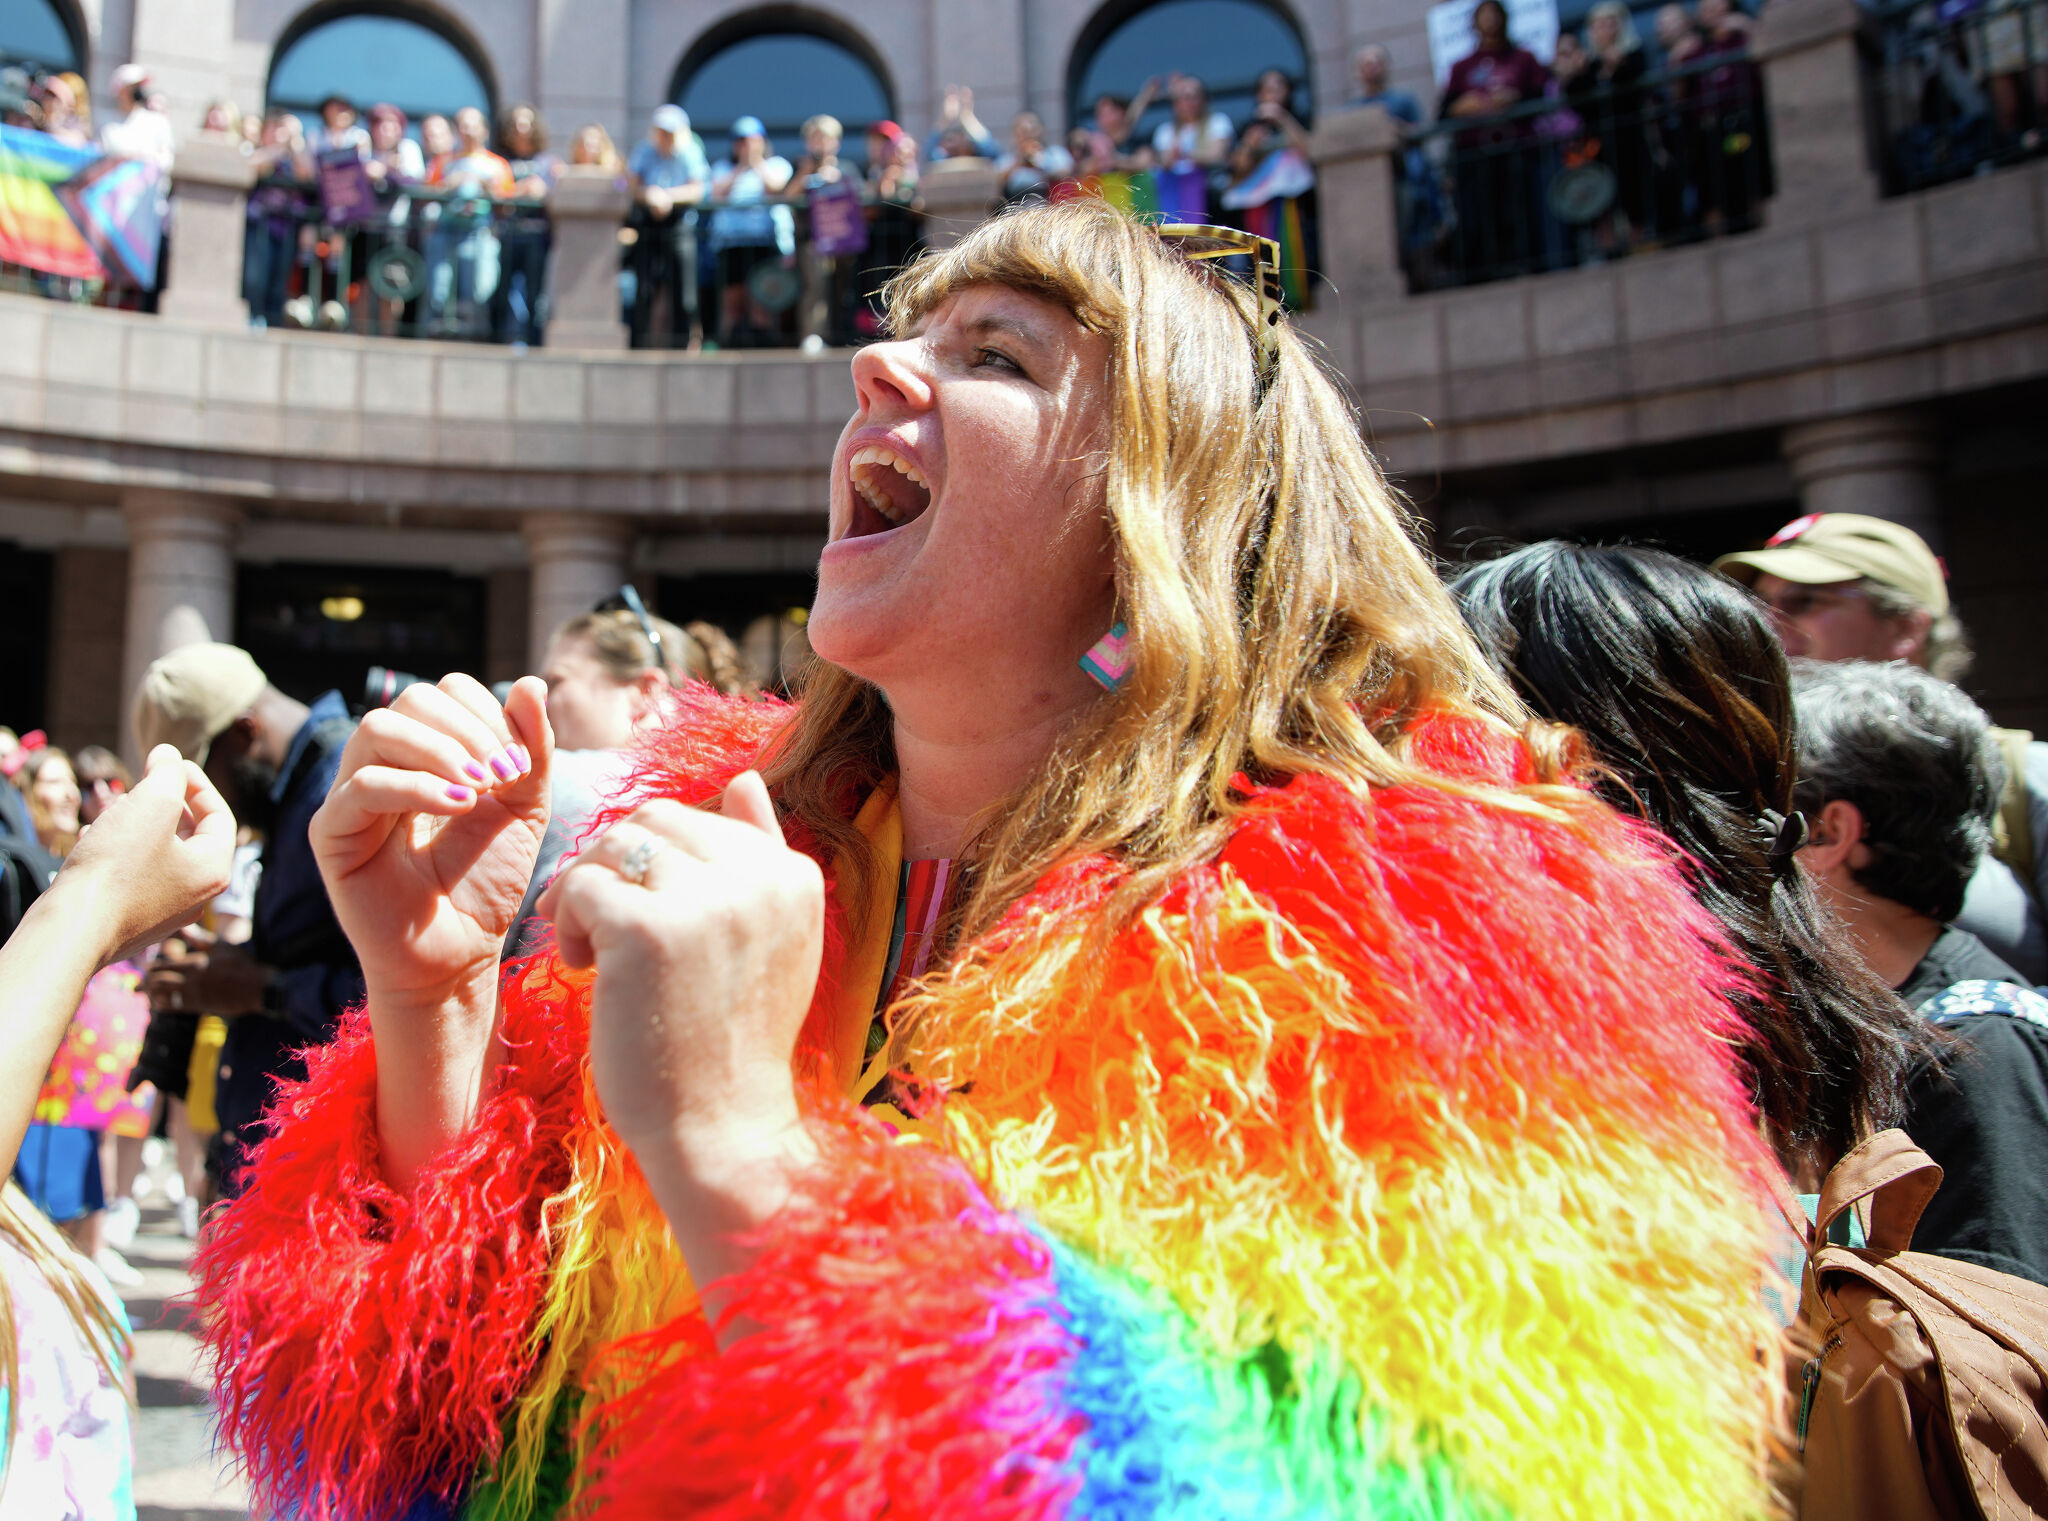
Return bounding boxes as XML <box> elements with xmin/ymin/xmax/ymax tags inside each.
<box><xmin>593</xmin><ymin>584</ymin><xmax>664</xmax><ymax>665</ymax></box>
<box><xmin>1152</xmin><ymin>222</ymin><xmax>1284</xmax><ymax>395</ymax></box>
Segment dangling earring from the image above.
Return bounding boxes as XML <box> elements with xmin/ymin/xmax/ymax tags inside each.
<box><xmin>1079</xmin><ymin>621</ymin><xmax>1131</xmax><ymax>691</ymax></box>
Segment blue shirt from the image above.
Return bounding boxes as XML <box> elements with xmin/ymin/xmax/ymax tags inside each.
<box><xmin>217</xmin><ymin>691</ymin><xmax>363</xmax><ymax>1155</ymax></box>
<box><xmin>1347</xmin><ymin>87</ymin><xmax>1424</xmax><ymax>126</ymax></box>
<box><xmin>629</xmin><ymin>135</ymin><xmax>709</xmax><ymax>190</ymax></box>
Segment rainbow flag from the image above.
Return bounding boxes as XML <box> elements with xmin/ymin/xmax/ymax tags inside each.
<box><xmin>0</xmin><ymin>124</ymin><xmax>106</xmax><ymax>280</ymax></box>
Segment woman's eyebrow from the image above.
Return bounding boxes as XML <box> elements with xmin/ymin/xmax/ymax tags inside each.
<box><xmin>961</xmin><ymin>313</ymin><xmax>1051</xmax><ymax>351</ymax></box>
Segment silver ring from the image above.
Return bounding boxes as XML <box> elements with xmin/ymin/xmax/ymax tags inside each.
<box><xmin>618</xmin><ymin>836</ymin><xmax>660</xmax><ymax>887</ymax></box>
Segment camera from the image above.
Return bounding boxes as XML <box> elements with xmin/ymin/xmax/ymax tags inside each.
<box><xmin>363</xmin><ymin>667</ymin><xmax>518</xmax><ymax>710</ymax></box>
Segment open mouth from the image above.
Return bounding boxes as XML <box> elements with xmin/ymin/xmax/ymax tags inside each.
<box><xmin>846</xmin><ymin>443</ymin><xmax>934</xmax><ymax>538</ymax></box>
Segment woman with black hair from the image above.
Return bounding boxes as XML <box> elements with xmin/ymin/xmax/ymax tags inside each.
<box><xmin>1453</xmin><ymin>541</ymin><xmax>1923</xmax><ymax>1184</ymax></box>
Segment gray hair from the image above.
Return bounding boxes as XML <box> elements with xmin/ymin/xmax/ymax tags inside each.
<box><xmin>1860</xmin><ymin>577</ymin><xmax>1974</xmax><ymax>683</ymax></box>
<box><xmin>1790</xmin><ymin>658</ymin><xmax>2005</xmax><ymax>922</ymax></box>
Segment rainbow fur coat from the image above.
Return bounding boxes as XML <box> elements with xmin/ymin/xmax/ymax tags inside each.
<box><xmin>195</xmin><ymin>692</ymin><xmax>1790</xmax><ymax>1521</ymax></box>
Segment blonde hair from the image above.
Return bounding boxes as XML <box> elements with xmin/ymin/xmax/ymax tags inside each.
<box><xmin>571</xmin><ymin>122</ymin><xmax>623</xmax><ymax>171</ymax></box>
<box><xmin>801</xmin><ymin>114</ymin><xmax>843</xmax><ymax>142</ymax></box>
<box><xmin>762</xmin><ymin>199</ymin><xmax>1550</xmax><ymax>942</ymax></box>
<box><xmin>0</xmin><ymin>1182</ymin><xmax>132</xmax><ymax>1484</ymax></box>
<box><xmin>551</xmin><ymin>608</ymin><xmax>756</xmax><ymax>697</ymax></box>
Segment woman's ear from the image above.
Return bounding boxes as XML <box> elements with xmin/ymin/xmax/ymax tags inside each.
<box><xmin>629</xmin><ymin>666</ymin><xmax>671</xmax><ymax>724</ymax></box>
<box><xmin>1798</xmin><ymin>797</ymin><xmax>1865</xmax><ymax>877</ymax></box>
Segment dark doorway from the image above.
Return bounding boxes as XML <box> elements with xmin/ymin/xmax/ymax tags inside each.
<box><xmin>0</xmin><ymin>542</ymin><xmax>51</xmax><ymax>733</ymax></box>
<box><xmin>235</xmin><ymin>562</ymin><xmax>486</xmax><ymax>709</ymax></box>
<box><xmin>655</xmin><ymin>571</ymin><xmax>815</xmax><ymax>639</ymax></box>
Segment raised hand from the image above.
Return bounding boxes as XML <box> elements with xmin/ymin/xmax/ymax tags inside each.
<box><xmin>541</xmin><ymin>771</ymin><xmax>823</xmax><ymax>1160</ymax></box>
<box><xmin>1</xmin><ymin>746</ymin><xmax>237</xmax><ymax>1174</ymax></box>
<box><xmin>313</xmin><ymin>673</ymin><xmax>550</xmax><ymax>1004</ymax></box>
<box><xmin>58</xmin><ymin>743</ymin><xmax>237</xmax><ymax>965</ymax></box>
<box><xmin>539</xmin><ymin>771</ymin><xmax>824</xmax><ymax>1302</ymax></box>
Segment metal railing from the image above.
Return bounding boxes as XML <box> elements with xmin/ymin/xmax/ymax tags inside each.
<box><xmin>242</xmin><ymin>176</ymin><xmax>924</xmax><ymax>349</ymax></box>
<box><xmin>1867</xmin><ymin>0</ymin><xmax>2048</xmax><ymax>193</ymax></box>
<box><xmin>622</xmin><ymin>186</ymin><xmax>924</xmax><ymax>351</ymax></box>
<box><xmin>243</xmin><ymin>179</ymin><xmax>551</xmax><ymax>342</ymax></box>
<box><xmin>1401</xmin><ymin>50</ymin><xmax>1775</xmax><ymax>292</ymax></box>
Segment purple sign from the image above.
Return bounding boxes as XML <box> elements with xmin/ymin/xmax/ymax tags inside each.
<box><xmin>317</xmin><ymin>147</ymin><xmax>378</xmax><ymax>227</ymax></box>
<box><xmin>807</xmin><ymin>177</ymin><xmax>869</xmax><ymax>257</ymax></box>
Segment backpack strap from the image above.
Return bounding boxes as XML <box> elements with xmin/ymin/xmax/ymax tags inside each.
<box><xmin>1813</xmin><ymin>1128</ymin><xmax>1944</xmax><ymax>1255</ymax></box>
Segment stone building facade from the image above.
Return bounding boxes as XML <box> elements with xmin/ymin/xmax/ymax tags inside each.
<box><xmin>4</xmin><ymin>0</ymin><xmax>2044</xmax><ymax>763</ymax></box>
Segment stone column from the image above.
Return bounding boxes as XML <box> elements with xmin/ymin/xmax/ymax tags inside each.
<box><xmin>120</xmin><ymin>490</ymin><xmax>243</xmax><ymax>766</ymax></box>
<box><xmin>1781</xmin><ymin>408</ymin><xmax>1942</xmax><ymax>547</ymax></box>
<box><xmin>544</xmin><ymin>167</ymin><xmax>632</xmax><ymax>351</ymax></box>
<box><xmin>916</xmin><ymin>160</ymin><xmax>1001</xmax><ymax>251</ymax></box>
<box><xmin>523</xmin><ymin>512</ymin><xmax>631</xmax><ymax>668</ymax></box>
<box><xmin>158</xmin><ymin>135</ymin><xmax>258</xmax><ymax>327</ymax></box>
<box><xmin>1308</xmin><ymin>106</ymin><xmax>1409</xmax><ymax>308</ymax></box>
<box><xmin>1755</xmin><ymin>0</ymin><xmax>1882</xmax><ymax>229</ymax></box>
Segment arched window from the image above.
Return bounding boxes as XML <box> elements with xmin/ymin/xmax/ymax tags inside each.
<box><xmin>1068</xmin><ymin>0</ymin><xmax>1309</xmax><ymax>145</ymax></box>
<box><xmin>268</xmin><ymin>2</ymin><xmax>494</xmax><ymax>129</ymax></box>
<box><xmin>0</xmin><ymin>0</ymin><xmax>85</xmax><ymax>72</ymax></box>
<box><xmin>671</xmin><ymin>8</ymin><xmax>893</xmax><ymax>167</ymax></box>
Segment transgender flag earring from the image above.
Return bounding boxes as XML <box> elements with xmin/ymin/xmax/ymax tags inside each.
<box><xmin>1079</xmin><ymin>621</ymin><xmax>1131</xmax><ymax>691</ymax></box>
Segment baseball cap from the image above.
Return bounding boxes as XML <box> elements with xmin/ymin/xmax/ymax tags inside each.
<box><xmin>1713</xmin><ymin>513</ymin><xmax>1948</xmax><ymax>615</ymax></box>
<box><xmin>132</xmin><ymin>643</ymin><xmax>268</xmax><ymax>765</ymax></box>
<box><xmin>870</xmin><ymin>119</ymin><xmax>906</xmax><ymax>145</ymax></box>
<box><xmin>731</xmin><ymin>114</ymin><xmax>766</xmax><ymax>139</ymax></box>
<box><xmin>651</xmin><ymin>104</ymin><xmax>689</xmax><ymax>134</ymax></box>
<box><xmin>110</xmin><ymin>63</ymin><xmax>152</xmax><ymax>95</ymax></box>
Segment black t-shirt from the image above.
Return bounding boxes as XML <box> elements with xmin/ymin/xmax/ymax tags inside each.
<box><xmin>1896</xmin><ymin>927</ymin><xmax>2048</xmax><ymax>1287</ymax></box>
<box><xmin>1896</xmin><ymin>923</ymin><xmax>2020</xmax><ymax>1009</ymax></box>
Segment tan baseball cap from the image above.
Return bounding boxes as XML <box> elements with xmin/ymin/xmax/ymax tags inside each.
<box><xmin>132</xmin><ymin>643</ymin><xmax>268</xmax><ymax>764</ymax></box>
<box><xmin>1713</xmin><ymin>513</ymin><xmax>1948</xmax><ymax>616</ymax></box>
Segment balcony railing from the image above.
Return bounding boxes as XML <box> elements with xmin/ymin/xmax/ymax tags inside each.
<box><xmin>1867</xmin><ymin>0</ymin><xmax>2048</xmax><ymax>194</ymax></box>
<box><xmin>238</xmin><ymin>175</ymin><xmax>923</xmax><ymax>349</ymax></box>
<box><xmin>1401</xmin><ymin>51</ymin><xmax>1775</xmax><ymax>292</ymax></box>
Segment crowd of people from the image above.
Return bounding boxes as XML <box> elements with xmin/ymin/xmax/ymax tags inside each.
<box><xmin>229</xmin><ymin>93</ymin><xmax>561</xmax><ymax>341</ymax></box>
<box><xmin>7</xmin><ymin>0</ymin><xmax>2043</xmax><ymax>335</ymax></box>
<box><xmin>1360</xmin><ymin>0</ymin><xmax>1771</xmax><ymax>286</ymax></box>
<box><xmin>0</xmin><ymin>200</ymin><xmax>2041</xmax><ymax>1514</ymax></box>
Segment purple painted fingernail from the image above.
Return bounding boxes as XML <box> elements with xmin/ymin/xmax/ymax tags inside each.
<box><xmin>489</xmin><ymin>750</ymin><xmax>516</xmax><ymax>780</ymax></box>
<box><xmin>463</xmin><ymin>760</ymin><xmax>489</xmax><ymax>784</ymax></box>
<box><xmin>447</xmin><ymin>784</ymin><xmax>475</xmax><ymax>803</ymax></box>
<box><xmin>510</xmin><ymin>743</ymin><xmax>532</xmax><ymax>774</ymax></box>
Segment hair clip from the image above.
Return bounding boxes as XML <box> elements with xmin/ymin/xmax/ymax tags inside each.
<box><xmin>1762</xmin><ymin>809</ymin><xmax>1809</xmax><ymax>875</ymax></box>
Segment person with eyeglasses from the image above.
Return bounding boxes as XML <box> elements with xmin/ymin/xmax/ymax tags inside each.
<box><xmin>196</xmin><ymin>201</ymin><xmax>1795</xmax><ymax>1518</ymax></box>
<box><xmin>1717</xmin><ymin>514</ymin><xmax>2046</xmax><ymax>984</ymax></box>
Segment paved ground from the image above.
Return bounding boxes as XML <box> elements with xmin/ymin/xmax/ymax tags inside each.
<box><xmin>118</xmin><ymin>1201</ymin><xmax>252</xmax><ymax>1521</ymax></box>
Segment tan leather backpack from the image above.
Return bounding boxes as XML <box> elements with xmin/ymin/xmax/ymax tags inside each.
<box><xmin>1787</xmin><ymin>1128</ymin><xmax>2048</xmax><ymax>1520</ymax></box>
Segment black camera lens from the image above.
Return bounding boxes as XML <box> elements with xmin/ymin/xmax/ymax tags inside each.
<box><xmin>364</xmin><ymin>666</ymin><xmax>429</xmax><ymax>709</ymax></box>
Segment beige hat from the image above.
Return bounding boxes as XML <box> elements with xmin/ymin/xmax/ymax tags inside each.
<box><xmin>1712</xmin><ymin>512</ymin><xmax>1948</xmax><ymax>616</ymax></box>
<box><xmin>132</xmin><ymin>643</ymin><xmax>268</xmax><ymax>764</ymax></box>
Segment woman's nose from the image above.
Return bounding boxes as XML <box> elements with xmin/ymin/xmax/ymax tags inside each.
<box><xmin>849</xmin><ymin>339</ymin><xmax>934</xmax><ymax>417</ymax></box>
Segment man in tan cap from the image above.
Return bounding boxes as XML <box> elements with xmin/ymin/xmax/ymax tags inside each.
<box><xmin>1713</xmin><ymin>511</ymin><xmax>1968</xmax><ymax>679</ymax></box>
<box><xmin>1717</xmin><ymin>513</ymin><xmax>2046</xmax><ymax>985</ymax></box>
<box><xmin>131</xmin><ymin>644</ymin><xmax>362</xmax><ymax>1194</ymax></box>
